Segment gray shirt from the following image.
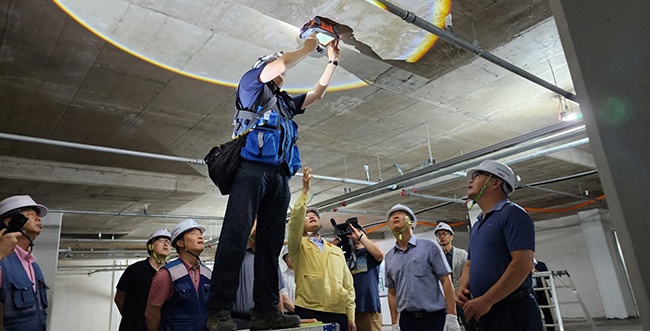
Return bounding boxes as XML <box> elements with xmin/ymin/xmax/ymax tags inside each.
<box><xmin>385</xmin><ymin>235</ymin><xmax>451</xmax><ymax>313</ymax></box>
<box><xmin>234</xmin><ymin>247</ymin><xmax>284</xmax><ymax>315</ymax></box>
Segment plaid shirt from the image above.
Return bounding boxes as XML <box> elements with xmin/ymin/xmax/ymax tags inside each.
<box><xmin>281</xmin><ymin>268</ymin><xmax>296</xmax><ymax>302</ymax></box>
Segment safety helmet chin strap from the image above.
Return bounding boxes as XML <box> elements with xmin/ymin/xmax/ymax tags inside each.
<box><xmin>182</xmin><ymin>243</ymin><xmax>202</xmax><ymax>261</ymax></box>
<box><xmin>393</xmin><ymin>222</ymin><xmax>411</xmax><ymax>241</ymax></box>
<box><xmin>21</xmin><ymin>229</ymin><xmax>35</xmax><ymax>252</ymax></box>
<box><xmin>151</xmin><ymin>251</ymin><xmax>168</xmax><ymax>265</ymax></box>
<box><xmin>469</xmin><ymin>174</ymin><xmax>493</xmax><ymax>210</ymax></box>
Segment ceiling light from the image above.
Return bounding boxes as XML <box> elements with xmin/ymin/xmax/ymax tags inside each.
<box><xmin>557</xmin><ymin>95</ymin><xmax>582</xmax><ymax>122</ymax></box>
<box><xmin>560</xmin><ymin>109</ymin><xmax>582</xmax><ymax>122</ymax></box>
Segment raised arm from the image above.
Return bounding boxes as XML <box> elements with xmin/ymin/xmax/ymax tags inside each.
<box><xmin>287</xmin><ymin>167</ymin><xmax>313</xmax><ymax>259</ymax></box>
<box><xmin>259</xmin><ymin>35</ymin><xmax>319</xmax><ymax>83</ymax></box>
<box><xmin>350</xmin><ymin>226</ymin><xmax>384</xmax><ymax>262</ymax></box>
<box><xmin>303</xmin><ymin>39</ymin><xmax>340</xmax><ymax>108</ymax></box>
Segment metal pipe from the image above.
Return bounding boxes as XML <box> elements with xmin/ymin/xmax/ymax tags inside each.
<box><xmin>405</xmin><ymin>192</ymin><xmax>466</xmax><ymax>204</ymax></box>
<box><xmin>375</xmin><ymin>0</ymin><xmax>578</xmax><ymax>102</ymax></box>
<box><xmin>58</xmin><ymin>250</ymin><xmax>149</xmax><ymax>254</ymax></box>
<box><xmin>50</xmin><ymin>209</ymin><xmax>224</xmax><ymax>220</ymax></box>
<box><xmin>412</xmin><ymin>137</ymin><xmax>590</xmax><ymax>192</ymax></box>
<box><xmin>338</xmin><ymin>128</ymin><xmax>584</xmax><ymax>209</ymax></box>
<box><xmin>293</xmin><ymin>172</ymin><xmax>396</xmax><ymax>188</ymax></box>
<box><xmin>0</xmin><ymin>132</ymin><xmax>205</xmax><ymax>165</ymax></box>
<box><xmin>1</xmin><ymin>132</ymin><xmax>384</xmax><ymax>188</ymax></box>
<box><xmin>313</xmin><ymin>122</ymin><xmax>583</xmax><ymax>210</ymax></box>
<box><xmin>528</xmin><ymin>170</ymin><xmax>597</xmax><ymax>186</ymax></box>
<box><xmin>60</xmin><ymin>238</ymin><xmax>147</xmax><ymax>243</ymax></box>
<box><xmin>507</xmin><ymin>138</ymin><xmax>590</xmax><ymax>164</ymax></box>
<box><xmin>522</xmin><ymin>184</ymin><xmax>591</xmax><ymax>201</ymax></box>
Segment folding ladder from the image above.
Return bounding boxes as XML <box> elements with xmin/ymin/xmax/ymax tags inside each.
<box><xmin>533</xmin><ymin>270</ymin><xmax>597</xmax><ymax>331</ymax></box>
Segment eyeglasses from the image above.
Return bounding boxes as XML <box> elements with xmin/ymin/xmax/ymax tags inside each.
<box><xmin>470</xmin><ymin>171</ymin><xmax>489</xmax><ymax>180</ymax></box>
<box><xmin>436</xmin><ymin>231</ymin><xmax>452</xmax><ymax>237</ymax></box>
<box><xmin>155</xmin><ymin>238</ymin><xmax>171</xmax><ymax>245</ymax></box>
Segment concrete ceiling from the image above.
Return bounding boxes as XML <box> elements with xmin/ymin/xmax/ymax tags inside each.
<box><xmin>0</xmin><ymin>0</ymin><xmax>606</xmax><ymax>259</ymax></box>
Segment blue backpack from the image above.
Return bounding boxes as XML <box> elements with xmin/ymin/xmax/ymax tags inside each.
<box><xmin>233</xmin><ymin>83</ymin><xmax>302</xmax><ymax>175</ymax></box>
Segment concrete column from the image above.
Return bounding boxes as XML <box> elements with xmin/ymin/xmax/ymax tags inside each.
<box><xmin>549</xmin><ymin>0</ymin><xmax>650</xmax><ymax>327</ymax></box>
<box><xmin>32</xmin><ymin>212</ymin><xmax>62</xmax><ymax>329</ymax></box>
<box><xmin>578</xmin><ymin>209</ymin><xmax>632</xmax><ymax>318</ymax></box>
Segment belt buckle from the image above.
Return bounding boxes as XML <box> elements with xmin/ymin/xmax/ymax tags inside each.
<box><xmin>413</xmin><ymin>312</ymin><xmax>424</xmax><ymax>318</ymax></box>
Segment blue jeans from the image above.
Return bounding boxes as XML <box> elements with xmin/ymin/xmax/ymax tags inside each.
<box><xmin>207</xmin><ymin>161</ymin><xmax>291</xmax><ymax>314</ymax></box>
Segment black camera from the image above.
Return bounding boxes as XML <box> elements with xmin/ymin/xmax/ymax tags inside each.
<box><xmin>330</xmin><ymin>217</ymin><xmax>362</xmax><ymax>240</ymax></box>
<box><xmin>5</xmin><ymin>213</ymin><xmax>29</xmax><ymax>234</ymax></box>
<box><xmin>330</xmin><ymin>217</ymin><xmax>364</xmax><ymax>270</ymax></box>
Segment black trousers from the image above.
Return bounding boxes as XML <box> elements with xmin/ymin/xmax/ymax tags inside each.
<box><xmin>478</xmin><ymin>292</ymin><xmax>543</xmax><ymax>331</ymax></box>
<box><xmin>295</xmin><ymin>306</ymin><xmax>349</xmax><ymax>331</ymax></box>
<box><xmin>399</xmin><ymin>309</ymin><xmax>445</xmax><ymax>331</ymax></box>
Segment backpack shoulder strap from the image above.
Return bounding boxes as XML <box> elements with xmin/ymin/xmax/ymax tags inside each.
<box><xmin>233</xmin><ymin>84</ymin><xmax>278</xmax><ymax>137</ymax></box>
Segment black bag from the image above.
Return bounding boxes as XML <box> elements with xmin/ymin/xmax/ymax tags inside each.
<box><xmin>204</xmin><ymin>137</ymin><xmax>246</xmax><ymax>195</ymax></box>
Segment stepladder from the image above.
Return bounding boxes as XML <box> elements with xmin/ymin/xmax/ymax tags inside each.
<box><xmin>533</xmin><ymin>270</ymin><xmax>597</xmax><ymax>331</ymax></box>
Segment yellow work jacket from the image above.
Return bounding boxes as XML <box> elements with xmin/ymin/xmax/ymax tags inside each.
<box><xmin>287</xmin><ymin>192</ymin><xmax>356</xmax><ymax>321</ymax></box>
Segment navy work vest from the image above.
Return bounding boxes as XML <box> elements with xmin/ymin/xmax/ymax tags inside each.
<box><xmin>160</xmin><ymin>259</ymin><xmax>211</xmax><ymax>331</ymax></box>
<box><xmin>235</xmin><ymin>83</ymin><xmax>302</xmax><ymax>176</ymax></box>
<box><xmin>0</xmin><ymin>252</ymin><xmax>48</xmax><ymax>331</ymax></box>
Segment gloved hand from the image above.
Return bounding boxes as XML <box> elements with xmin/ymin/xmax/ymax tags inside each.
<box><xmin>443</xmin><ymin>314</ymin><xmax>461</xmax><ymax>331</ymax></box>
<box><xmin>391</xmin><ymin>324</ymin><xmax>400</xmax><ymax>331</ymax></box>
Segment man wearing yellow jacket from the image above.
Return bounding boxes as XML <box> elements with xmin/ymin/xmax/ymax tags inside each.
<box><xmin>288</xmin><ymin>167</ymin><xmax>356</xmax><ymax>331</ymax></box>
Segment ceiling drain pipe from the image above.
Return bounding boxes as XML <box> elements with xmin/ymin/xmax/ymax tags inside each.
<box><xmin>0</xmin><ymin>132</ymin><xmax>205</xmax><ymax>165</ymax></box>
<box><xmin>373</xmin><ymin>0</ymin><xmax>578</xmax><ymax>102</ymax></box>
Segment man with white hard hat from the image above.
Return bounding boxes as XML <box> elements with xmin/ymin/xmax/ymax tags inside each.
<box><xmin>384</xmin><ymin>204</ymin><xmax>460</xmax><ymax>331</ymax></box>
<box><xmin>145</xmin><ymin>219</ymin><xmax>211</xmax><ymax>331</ymax></box>
<box><xmin>456</xmin><ymin>160</ymin><xmax>542</xmax><ymax>331</ymax></box>
<box><xmin>434</xmin><ymin>222</ymin><xmax>474</xmax><ymax>330</ymax></box>
<box><xmin>0</xmin><ymin>195</ymin><xmax>49</xmax><ymax>331</ymax></box>
<box><xmin>115</xmin><ymin>228</ymin><xmax>172</xmax><ymax>331</ymax></box>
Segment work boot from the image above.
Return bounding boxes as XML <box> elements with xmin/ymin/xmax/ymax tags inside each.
<box><xmin>249</xmin><ymin>311</ymin><xmax>301</xmax><ymax>330</ymax></box>
<box><xmin>206</xmin><ymin>310</ymin><xmax>237</xmax><ymax>331</ymax></box>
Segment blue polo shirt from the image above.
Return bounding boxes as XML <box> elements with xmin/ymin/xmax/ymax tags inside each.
<box><xmin>239</xmin><ymin>64</ymin><xmax>306</xmax><ymax>115</ymax></box>
<box><xmin>352</xmin><ymin>248</ymin><xmax>381</xmax><ymax>313</ymax></box>
<box><xmin>468</xmin><ymin>199</ymin><xmax>535</xmax><ymax>298</ymax></box>
<box><xmin>385</xmin><ymin>235</ymin><xmax>451</xmax><ymax>313</ymax></box>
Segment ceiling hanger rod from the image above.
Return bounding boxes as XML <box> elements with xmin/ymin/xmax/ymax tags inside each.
<box><xmin>374</xmin><ymin>0</ymin><xmax>578</xmax><ymax>102</ymax></box>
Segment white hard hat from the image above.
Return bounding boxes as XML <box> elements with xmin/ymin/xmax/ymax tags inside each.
<box><xmin>434</xmin><ymin>222</ymin><xmax>454</xmax><ymax>235</ymax></box>
<box><xmin>386</xmin><ymin>204</ymin><xmax>417</xmax><ymax>229</ymax></box>
<box><xmin>147</xmin><ymin>228</ymin><xmax>171</xmax><ymax>245</ymax></box>
<box><xmin>468</xmin><ymin>160</ymin><xmax>516</xmax><ymax>195</ymax></box>
<box><xmin>0</xmin><ymin>195</ymin><xmax>48</xmax><ymax>219</ymax></box>
<box><xmin>252</xmin><ymin>52</ymin><xmax>284</xmax><ymax>69</ymax></box>
<box><xmin>171</xmin><ymin>219</ymin><xmax>206</xmax><ymax>248</ymax></box>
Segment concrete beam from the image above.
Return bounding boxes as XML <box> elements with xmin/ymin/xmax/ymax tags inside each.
<box><xmin>0</xmin><ymin>155</ymin><xmax>207</xmax><ymax>195</ymax></box>
<box><xmin>547</xmin><ymin>147</ymin><xmax>596</xmax><ymax>169</ymax></box>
